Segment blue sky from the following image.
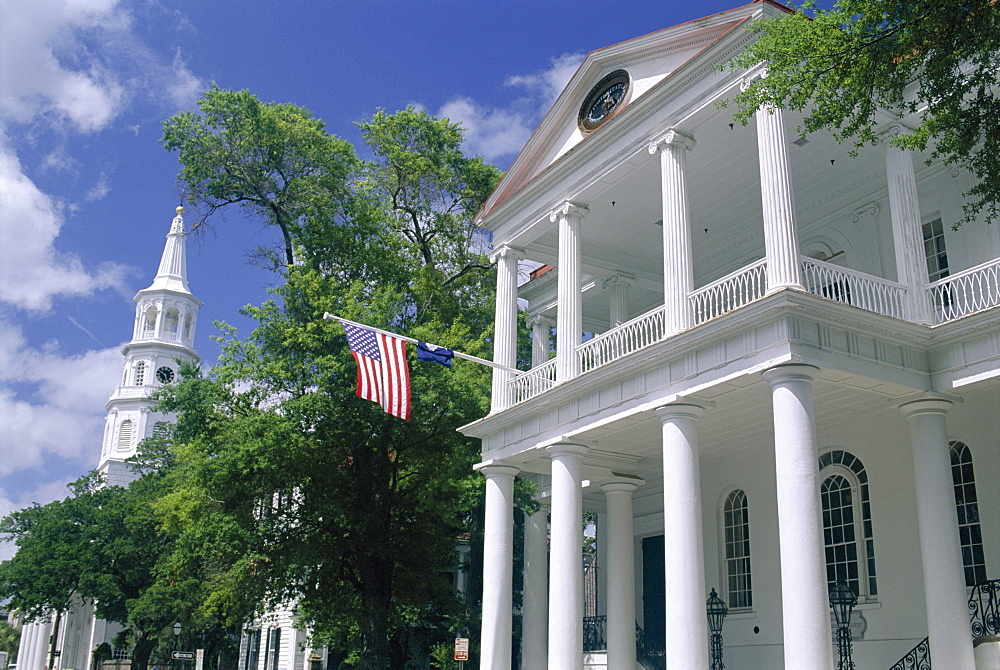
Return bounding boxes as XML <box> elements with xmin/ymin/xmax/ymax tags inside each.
<box><xmin>0</xmin><ymin>0</ymin><xmax>744</xmax><ymax>558</ymax></box>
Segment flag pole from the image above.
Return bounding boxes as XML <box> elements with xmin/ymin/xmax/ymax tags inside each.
<box><xmin>323</xmin><ymin>313</ymin><xmax>521</xmax><ymax>374</ymax></box>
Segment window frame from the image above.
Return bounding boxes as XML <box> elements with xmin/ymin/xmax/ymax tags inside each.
<box><xmin>819</xmin><ymin>450</ymin><xmax>878</xmax><ymax>603</ymax></box>
<box><xmin>722</xmin><ymin>489</ymin><xmax>753</xmax><ymax>610</ymax></box>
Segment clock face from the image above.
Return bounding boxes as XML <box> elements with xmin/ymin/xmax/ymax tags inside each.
<box><xmin>578</xmin><ymin>70</ymin><xmax>631</xmax><ymax>132</ymax></box>
<box><xmin>156</xmin><ymin>366</ymin><xmax>175</xmax><ymax>384</ymax></box>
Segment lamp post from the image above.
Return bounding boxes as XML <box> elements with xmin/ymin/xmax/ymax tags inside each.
<box><xmin>829</xmin><ymin>581</ymin><xmax>858</xmax><ymax>670</ymax></box>
<box><xmin>706</xmin><ymin>588</ymin><xmax>728</xmax><ymax>670</ymax></box>
<box><xmin>173</xmin><ymin>623</ymin><xmax>182</xmax><ymax>650</ymax></box>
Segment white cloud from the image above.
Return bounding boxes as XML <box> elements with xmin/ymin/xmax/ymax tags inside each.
<box><xmin>0</xmin><ymin>477</ymin><xmax>78</xmax><ymax>561</ymax></box>
<box><xmin>0</xmin><ymin>320</ymin><xmax>122</xmax><ymax>478</ymax></box>
<box><xmin>436</xmin><ymin>52</ymin><xmax>584</xmax><ymax>164</ymax></box>
<box><xmin>0</xmin><ymin>141</ymin><xmax>133</xmax><ymax>312</ymax></box>
<box><xmin>84</xmin><ymin>170</ymin><xmax>112</xmax><ymax>202</ymax></box>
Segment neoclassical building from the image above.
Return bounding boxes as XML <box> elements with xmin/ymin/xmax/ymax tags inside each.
<box><xmin>461</xmin><ymin>2</ymin><xmax>999</xmax><ymax>669</ymax></box>
<box><xmin>16</xmin><ymin>208</ymin><xmax>202</xmax><ymax>670</ymax></box>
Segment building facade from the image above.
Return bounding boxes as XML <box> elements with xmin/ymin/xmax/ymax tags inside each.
<box><xmin>16</xmin><ymin>207</ymin><xmax>202</xmax><ymax>670</ymax></box>
<box><xmin>462</xmin><ymin>3</ymin><xmax>1000</xmax><ymax>669</ymax></box>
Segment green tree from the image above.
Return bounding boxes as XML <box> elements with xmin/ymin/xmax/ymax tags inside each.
<box><xmin>159</xmin><ymin>93</ymin><xmax>508</xmax><ymax>669</ymax></box>
<box><xmin>729</xmin><ymin>0</ymin><xmax>1000</xmax><ymax>225</ymax></box>
<box><xmin>0</xmin><ymin>619</ymin><xmax>21</xmax><ymax>660</ymax></box>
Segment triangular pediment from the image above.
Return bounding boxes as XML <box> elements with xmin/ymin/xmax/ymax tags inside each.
<box><xmin>480</xmin><ymin>1</ymin><xmax>786</xmax><ymax>222</ymax></box>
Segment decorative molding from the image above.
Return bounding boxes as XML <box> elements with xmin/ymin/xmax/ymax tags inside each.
<box><xmin>602</xmin><ymin>273</ymin><xmax>636</xmax><ymax>290</ymax></box>
<box><xmin>739</xmin><ymin>66</ymin><xmax>768</xmax><ymax>92</ymax></box>
<box><xmin>489</xmin><ymin>244</ymin><xmax>524</xmax><ymax>264</ymax></box>
<box><xmin>851</xmin><ymin>202</ymin><xmax>880</xmax><ymax>224</ymax></box>
<box><xmin>647</xmin><ymin>128</ymin><xmax>696</xmax><ymax>154</ymax></box>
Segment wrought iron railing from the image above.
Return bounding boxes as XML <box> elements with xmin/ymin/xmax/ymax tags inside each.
<box><xmin>969</xmin><ymin>578</ymin><xmax>1000</xmax><ymax>639</ymax></box>
<box><xmin>927</xmin><ymin>259</ymin><xmax>1000</xmax><ymax>323</ymax></box>
<box><xmin>888</xmin><ymin>637</ymin><xmax>930</xmax><ymax>670</ymax></box>
<box><xmin>690</xmin><ymin>258</ymin><xmax>769</xmax><ymax>325</ymax></box>
<box><xmin>635</xmin><ymin>623</ymin><xmax>666</xmax><ymax>670</ymax></box>
<box><xmin>578</xmin><ymin>305</ymin><xmax>666</xmax><ymax>374</ymax></box>
<box><xmin>801</xmin><ymin>257</ymin><xmax>907</xmax><ymax>319</ymax></box>
<box><xmin>583</xmin><ymin>615</ymin><xmax>607</xmax><ymax>652</ymax></box>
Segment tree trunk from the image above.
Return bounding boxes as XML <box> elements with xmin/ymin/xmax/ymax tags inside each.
<box><xmin>130</xmin><ymin>635</ymin><xmax>157</xmax><ymax>670</ymax></box>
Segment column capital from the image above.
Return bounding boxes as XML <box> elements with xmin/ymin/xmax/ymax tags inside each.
<box><xmin>653</xmin><ymin>400</ymin><xmax>712</xmax><ymax>422</ymax></box>
<box><xmin>852</xmin><ymin>202</ymin><xmax>880</xmax><ymax>224</ymax></box>
<box><xmin>528</xmin><ymin>314</ymin><xmax>555</xmax><ymax>329</ymax></box>
<box><xmin>898</xmin><ymin>394</ymin><xmax>955</xmax><ymax>418</ymax></box>
<box><xmin>546</xmin><ymin>442</ymin><xmax>590</xmax><ymax>459</ymax></box>
<box><xmin>602</xmin><ymin>273</ymin><xmax>635</xmax><ymax>290</ymax></box>
<box><xmin>648</xmin><ymin>128</ymin><xmax>696</xmax><ymax>154</ymax></box>
<box><xmin>875</xmin><ymin>123</ymin><xmax>908</xmax><ymax>144</ymax></box>
<box><xmin>761</xmin><ymin>362</ymin><xmax>819</xmax><ymax>386</ymax></box>
<box><xmin>474</xmin><ymin>460</ymin><xmax>521</xmax><ymax>478</ymax></box>
<box><xmin>549</xmin><ymin>200</ymin><xmax>589</xmax><ymax>223</ymax></box>
<box><xmin>489</xmin><ymin>244</ymin><xmax>524</xmax><ymax>264</ymax></box>
<box><xmin>739</xmin><ymin>66</ymin><xmax>769</xmax><ymax>92</ymax></box>
<box><xmin>601</xmin><ymin>476</ymin><xmax>644</xmax><ymax>495</ymax></box>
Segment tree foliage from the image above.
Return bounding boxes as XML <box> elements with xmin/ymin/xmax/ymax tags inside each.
<box><xmin>159</xmin><ymin>90</ymin><xmax>510</xmax><ymax>669</ymax></box>
<box><xmin>729</xmin><ymin>0</ymin><xmax>1000</xmax><ymax>225</ymax></box>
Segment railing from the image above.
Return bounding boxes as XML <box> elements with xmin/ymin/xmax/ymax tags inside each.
<box><xmin>578</xmin><ymin>305</ymin><xmax>666</xmax><ymax>374</ymax></box>
<box><xmin>636</xmin><ymin>623</ymin><xmax>666</xmax><ymax>670</ymax></box>
<box><xmin>583</xmin><ymin>615</ymin><xmax>607</xmax><ymax>652</ymax></box>
<box><xmin>508</xmin><ymin>358</ymin><xmax>557</xmax><ymax>405</ymax></box>
<box><xmin>888</xmin><ymin>637</ymin><xmax>930</xmax><ymax>670</ymax></box>
<box><xmin>801</xmin><ymin>257</ymin><xmax>907</xmax><ymax>319</ymax></box>
<box><xmin>969</xmin><ymin>578</ymin><xmax>1000</xmax><ymax>639</ymax></box>
<box><xmin>927</xmin><ymin>259</ymin><xmax>1000</xmax><ymax>323</ymax></box>
<box><xmin>690</xmin><ymin>258</ymin><xmax>768</xmax><ymax>325</ymax></box>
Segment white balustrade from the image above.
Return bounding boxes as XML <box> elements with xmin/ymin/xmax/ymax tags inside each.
<box><xmin>507</xmin><ymin>358</ymin><xmax>558</xmax><ymax>406</ymax></box>
<box><xmin>690</xmin><ymin>259</ymin><xmax>768</xmax><ymax>325</ymax></box>
<box><xmin>927</xmin><ymin>258</ymin><xmax>1000</xmax><ymax>323</ymax></box>
<box><xmin>801</xmin><ymin>257</ymin><xmax>907</xmax><ymax>319</ymax></box>
<box><xmin>578</xmin><ymin>305</ymin><xmax>667</xmax><ymax>374</ymax></box>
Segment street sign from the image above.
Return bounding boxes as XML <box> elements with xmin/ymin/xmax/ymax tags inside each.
<box><xmin>195</xmin><ymin>649</ymin><xmax>204</xmax><ymax>670</ymax></box>
<box><xmin>454</xmin><ymin>638</ymin><xmax>469</xmax><ymax>662</ymax></box>
<box><xmin>172</xmin><ymin>652</ymin><xmax>195</xmax><ymax>660</ymax></box>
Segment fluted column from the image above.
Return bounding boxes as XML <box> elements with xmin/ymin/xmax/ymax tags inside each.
<box><xmin>546</xmin><ymin>443</ymin><xmax>589</xmax><ymax>670</ymax></box>
<box><xmin>761</xmin><ymin>364</ymin><xmax>833</xmax><ymax>670</ymax></box>
<box><xmin>604</xmin><ymin>273</ymin><xmax>634</xmax><ymax>327</ymax></box>
<box><xmin>852</xmin><ymin>203</ymin><xmax>883</xmax><ymax>277</ymax></box>
<box><xmin>883</xmin><ymin>127</ymin><xmax>933</xmax><ymax>323</ymax></box>
<box><xmin>474</xmin><ymin>461</ymin><xmax>520</xmax><ymax>670</ymax></box>
<box><xmin>654</xmin><ymin>402</ymin><xmax>710</xmax><ymax>669</ymax></box>
<box><xmin>602</xmin><ymin>477</ymin><xmax>642</xmax><ymax>670</ymax></box>
<box><xmin>552</xmin><ymin>202</ymin><xmax>588</xmax><ymax>383</ymax></box>
<box><xmin>18</xmin><ymin>622</ymin><xmax>37</xmax><ymax>670</ymax></box>
<box><xmin>529</xmin><ymin>315</ymin><xmax>554</xmax><ymax>368</ymax></box>
<box><xmin>898</xmin><ymin>397</ymin><xmax>976</xmax><ymax>670</ymax></box>
<box><xmin>521</xmin><ymin>505</ymin><xmax>549</xmax><ymax>669</ymax></box>
<box><xmin>753</xmin><ymin>101</ymin><xmax>804</xmax><ymax>292</ymax></box>
<box><xmin>490</xmin><ymin>245</ymin><xmax>522</xmax><ymax>412</ymax></box>
<box><xmin>649</xmin><ymin>130</ymin><xmax>696</xmax><ymax>335</ymax></box>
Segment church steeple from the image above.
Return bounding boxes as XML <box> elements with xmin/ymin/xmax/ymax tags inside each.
<box><xmin>97</xmin><ymin>206</ymin><xmax>203</xmax><ymax>486</ymax></box>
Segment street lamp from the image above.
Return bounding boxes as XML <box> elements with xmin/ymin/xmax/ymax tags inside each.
<box><xmin>706</xmin><ymin>587</ymin><xmax>729</xmax><ymax>670</ymax></box>
<box><xmin>829</xmin><ymin>581</ymin><xmax>858</xmax><ymax>670</ymax></box>
<box><xmin>173</xmin><ymin>623</ymin><xmax>182</xmax><ymax>649</ymax></box>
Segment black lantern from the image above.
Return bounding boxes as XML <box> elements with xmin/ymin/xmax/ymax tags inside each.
<box><xmin>706</xmin><ymin>588</ymin><xmax>728</xmax><ymax>670</ymax></box>
<box><xmin>829</xmin><ymin>582</ymin><xmax>857</xmax><ymax>670</ymax></box>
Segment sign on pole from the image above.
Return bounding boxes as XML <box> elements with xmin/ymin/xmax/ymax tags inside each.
<box><xmin>172</xmin><ymin>652</ymin><xmax>195</xmax><ymax>660</ymax></box>
<box><xmin>454</xmin><ymin>638</ymin><xmax>469</xmax><ymax>662</ymax></box>
<box><xmin>195</xmin><ymin>649</ymin><xmax>204</xmax><ymax>670</ymax></box>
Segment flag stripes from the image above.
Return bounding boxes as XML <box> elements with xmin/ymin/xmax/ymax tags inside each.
<box><xmin>344</xmin><ymin>323</ymin><xmax>411</xmax><ymax>420</ymax></box>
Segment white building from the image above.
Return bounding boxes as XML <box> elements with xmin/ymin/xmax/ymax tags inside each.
<box><xmin>462</xmin><ymin>2</ymin><xmax>1000</xmax><ymax>669</ymax></box>
<box><xmin>16</xmin><ymin>207</ymin><xmax>202</xmax><ymax>670</ymax></box>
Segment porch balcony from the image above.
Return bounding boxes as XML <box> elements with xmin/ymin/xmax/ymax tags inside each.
<box><xmin>500</xmin><ymin>255</ymin><xmax>1000</xmax><ymax>410</ymax></box>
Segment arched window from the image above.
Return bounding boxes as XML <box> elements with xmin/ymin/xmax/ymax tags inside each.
<box><xmin>950</xmin><ymin>441</ymin><xmax>986</xmax><ymax>586</ymax></box>
<box><xmin>134</xmin><ymin>361</ymin><xmax>145</xmax><ymax>386</ymax></box>
<box><xmin>164</xmin><ymin>307</ymin><xmax>179</xmax><ymax>333</ymax></box>
<box><xmin>819</xmin><ymin>450</ymin><xmax>878</xmax><ymax>599</ymax></box>
<box><xmin>118</xmin><ymin>419</ymin><xmax>133</xmax><ymax>451</ymax></box>
<box><xmin>143</xmin><ymin>306</ymin><xmax>157</xmax><ymax>332</ymax></box>
<box><xmin>723</xmin><ymin>489</ymin><xmax>753</xmax><ymax>608</ymax></box>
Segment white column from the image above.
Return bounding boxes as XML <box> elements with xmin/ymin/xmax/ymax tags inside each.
<box><xmin>35</xmin><ymin>619</ymin><xmax>51</xmax><ymax>670</ymax></box>
<box><xmin>754</xmin><ymin>104</ymin><xmax>804</xmax><ymax>292</ymax></box>
<box><xmin>602</xmin><ymin>478</ymin><xmax>642</xmax><ymax>670</ymax></box>
<box><xmin>649</xmin><ymin>131</ymin><xmax>696</xmax><ymax>335</ymax></box>
<box><xmin>551</xmin><ymin>202</ymin><xmax>588</xmax><ymax>383</ymax></box>
<box><xmin>604</xmin><ymin>274</ymin><xmax>634</xmax><ymax>328</ymax></box>
<box><xmin>654</xmin><ymin>402</ymin><xmax>710</xmax><ymax>669</ymax></box>
<box><xmin>529</xmin><ymin>315</ymin><xmax>554</xmax><ymax>368</ymax></box>
<box><xmin>761</xmin><ymin>364</ymin><xmax>833</xmax><ymax>670</ymax></box>
<box><xmin>18</xmin><ymin>622</ymin><xmax>37</xmax><ymax>670</ymax></box>
<box><xmin>474</xmin><ymin>461</ymin><xmax>520</xmax><ymax>670</ymax></box>
<box><xmin>884</xmin><ymin>127</ymin><xmax>933</xmax><ymax>324</ymax></box>
<box><xmin>546</xmin><ymin>443</ymin><xmax>589</xmax><ymax>670</ymax></box>
<box><xmin>521</xmin><ymin>506</ymin><xmax>549</xmax><ymax>669</ymax></box>
<box><xmin>898</xmin><ymin>397</ymin><xmax>976</xmax><ymax>670</ymax></box>
<box><xmin>851</xmin><ymin>203</ymin><xmax>883</xmax><ymax>277</ymax></box>
<box><xmin>490</xmin><ymin>246</ymin><xmax>522</xmax><ymax>412</ymax></box>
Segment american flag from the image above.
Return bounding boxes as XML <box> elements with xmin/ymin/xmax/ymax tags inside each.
<box><xmin>342</xmin><ymin>322</ymin><xmax>411</xmax><ymax>420</ymax></box>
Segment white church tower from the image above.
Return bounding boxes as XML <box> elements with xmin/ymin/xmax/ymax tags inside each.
<box><xmin>98</xmin><ymin>205</ymin><xmax>201</xmax><ymax>487</ymax></box>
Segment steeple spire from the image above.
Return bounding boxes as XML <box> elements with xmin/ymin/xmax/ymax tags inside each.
<box><xmin>147</xmin><ymin>206</ymin><xmax>191</xmax><ymax>293</ymax></box>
